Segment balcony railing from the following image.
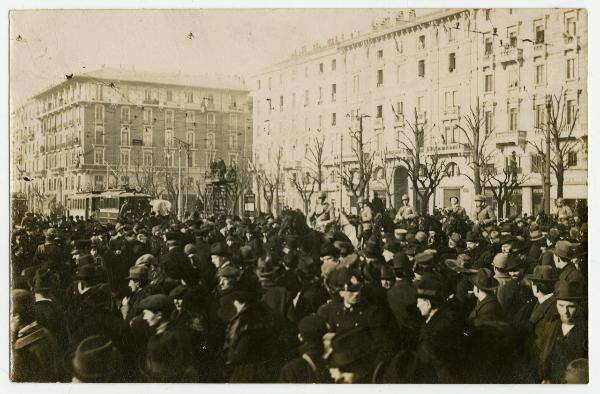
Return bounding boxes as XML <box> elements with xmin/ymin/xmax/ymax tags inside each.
<box><xmin>499</xmin><ymin>47</ymin><xmax>523</xmax><ymax>67</ymax></box>
<box><xmin>495</xmin><ymin>130</ymin><xmax>527</xmax><ymax>146</ymax></box>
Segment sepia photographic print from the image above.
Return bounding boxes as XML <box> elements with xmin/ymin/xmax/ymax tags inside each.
<box><xmin>7</xmin><ymin>3</ymin><xmax>591</xmax><ymax>386</ymax></box>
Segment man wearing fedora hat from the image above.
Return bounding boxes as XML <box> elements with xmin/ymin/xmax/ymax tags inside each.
<box><xmin>326</xmin><ymin>327</ymin><xmax>383</xmax><ymax>383</ymax></box>
<box><xmin>515</xmin><ymin>265</ymin><xmax>559</xmax><ymax>380</ymax></box>
<box><xmin>31</xmin><ymin>268</ymin><xmax>68</xmax><ymax>352</ymax></box>
<box><xmin>69</xmin><ymin>335</ymin><xmax>124</xmax><ymax>382</ymax></box>
<box><xmin>468</xmin><ymin>268</ymin><xmax>505</xmax><ymax>327</ymax></box>
<box><xmin>539</xmin><ymin>280</ymin><xmax>588</xmax><ymax>384</ymax></box>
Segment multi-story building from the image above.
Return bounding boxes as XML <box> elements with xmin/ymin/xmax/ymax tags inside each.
<box><xmin>11</xmin><ymin>66</ymin><xmax>252</xmax><ymax>214</ymax></box>
<box><xmin>252</xmin><ymin>8</ymin><xmax>587</xmax><ymax>216</ymax></box>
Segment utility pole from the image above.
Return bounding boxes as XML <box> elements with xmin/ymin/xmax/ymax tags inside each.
<box><xmin>178</xmin><ymin>146</ymin><xmax>183</xmax><ymax>221</ymax></box>
<box><xmin>544</xmin><ymin>95</ymin><xmax>552</xmax><ymax>214</ymax></box>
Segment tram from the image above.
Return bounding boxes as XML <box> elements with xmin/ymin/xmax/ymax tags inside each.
<box><xmin>66</xmin><ymin>191</ymin><xmax>102</xmax><ymax>220</ymax></box>
<box><xmin>67</xmin><ymin>189</ymin><xmax>152</xmax><ymax>223</ymax></box>
<box><xmin>96</xmin><ymin>189</ymin><xmax>152</xmax><ymax>223</ymax></box>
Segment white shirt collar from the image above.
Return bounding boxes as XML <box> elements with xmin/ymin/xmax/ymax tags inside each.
<box><xmin>538</xmin><ymin>293</ymin><xmax>553</xmax><ymax>305</ymax></box>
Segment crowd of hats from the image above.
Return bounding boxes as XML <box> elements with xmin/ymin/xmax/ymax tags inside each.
<box><xmin>9</xmin><ymin>203</ymin><xmax>588</xmax><ymax>383</ymax></box>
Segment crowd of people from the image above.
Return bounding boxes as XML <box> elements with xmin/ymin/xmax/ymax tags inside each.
<box><xmin>10</xmin><ymin>193</ymin><xmax>588</xmax><ymax>383</ymax></box>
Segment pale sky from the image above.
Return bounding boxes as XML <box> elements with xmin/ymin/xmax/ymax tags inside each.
<box><xmin>9</xmin><ymin>8</ymin><xmax>433</xmax><ymax>107</ymax></box>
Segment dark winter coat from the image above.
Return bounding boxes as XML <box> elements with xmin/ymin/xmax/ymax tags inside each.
<box><xmin>468</xmin><ymin>294</ymin><xmax>505</xmax><ymax>327</ymax></box>
<box><xmin>11</xmin><ymin>322</ymin><xmax>60</xmax><ymax>382</ymax></box>
<box><xmin>539</xmin><ymin>315</ymin><xmax>588</xmax><ymax>383</ymax></box>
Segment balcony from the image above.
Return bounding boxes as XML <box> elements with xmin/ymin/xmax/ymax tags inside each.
<box><xmin>424</xmin><ymin>143</ymin><xmax>469</xmax><ymax>157</ymax></box>
<box><xmin>374</xmin><ymin>117</ymin><xmax>384</xmax><ymax>129</ymax></box>
<box><xmin>498</xmin><ymin>47</ymin><xmax>523</xmax><ymax>68</ymax></box>
<box><xmin>533</xmin><ymin>43</ymin><xmax>547</xmax><ymax>55</ymax></box>
<box><xmin>416</xmin><ymin>111</ymin><xmax>427</xmax><ymax>124</ymax></box>
<box><xmin>394</xmin><ymin>115</ymin><xmax>405</xmax><ymax>128</ymax></box>
<box><xmin>142</xmin><ymin>99</ymin><xmax>160</xmax><ymax>105</ymax></box>
<box><xmin>495</xmin><ymin>130</ymin><xmax>527</xmax><ymax>147</ymax></box>
<box><xmin>443</xmin><ymin>106</ymin><xmax>460</xmax><ymax>119</ymax></box>
<box><xmin>563</xmin><ymin>35</ymin><xmax>579</xmax><ymax>52</ymax></box>
<box><xmin>482</xmin><ymin>52</ymin><xmax>494</xmax><ymax>65</ymax></box>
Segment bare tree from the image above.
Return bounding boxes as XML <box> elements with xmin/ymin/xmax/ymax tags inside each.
<box><xmin>133</xmin><ymin>159</ymin><xmax>164</xmax><ymax>199</ymax></box>
<box><xmin>530</xmin><ymin>89</ymin><xmax>580</xmax><ymax>198</ymax></box>
<box><xmin>305</xmin><ymin>133</ymin><xmax>327</xmax><ymax>191</ymax></box>
<box><xmin>226</xmin><ymin>162</ymin><xmax>252</xmax><ymax>216</ymax></box>
<box><xmin>252</xmin><ymin>147</ymin><xmax>283</xmax><ymax>216</ymax></box>
<box><xmin>395</xmin><ymin>108</ymin><xmax>448</xmax><ymax>215</ymax></box>
<box><xmin>289</xmin><ymin>168</ymin><xmax>316</xmax><ymax>214</ymax></box>
<box><xmin>340</xmin><ymin>113</ymin><xmax>376</xmax><ymax>208</ymax></box>
<box><xmin>194</xmin><ymin>179</ymin><xmax>207</xmax><ymax>214</ymax></box>
<box><xmin>457</xmin><ymin>99</ymin><xmax>495</xmax><ymax>195</ymax></box>
<box><xmin>485</xmin><ymin>166</ymin><xmax>529</xmax><ymax>219</ymax></box>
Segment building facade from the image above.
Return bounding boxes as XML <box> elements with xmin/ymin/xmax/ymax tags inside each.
<box><xmin>251</xmin><ymin>8</ymin><xmax>587</xmax><ymax>217</ymax></box>
<box><xmin>11</xmin><ymin>67</ymin><xmax>253</xmax><ymax>214</ymax></box>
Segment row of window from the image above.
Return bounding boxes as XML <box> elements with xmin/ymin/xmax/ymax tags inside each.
<box><xmin>260</xmin><ymin>98</ymin><xmax>577</xmax><ymax>139</ymax></box>
<box><xmin>91</xmin><ymin>125</ymin><xmax>240</xmax><ymax>150</ymax></box>
<box><xmin>483</xmin><ymin>58</ymin><xmax>578</xmax><ymax>93</ymax></box>
<box><xmin>93</xmin><ymin>105</ymin><xmax>238</xmax><ymax>127</ymax></box>
<box><xmin>90</xmin><ymin>148</ymin><xmax>237</xmax><ymax>169</ymax></box>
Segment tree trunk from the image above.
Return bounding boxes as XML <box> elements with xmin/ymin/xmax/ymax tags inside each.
<box><xmin>496</xmin><ymin>199</ymin><xmax>504</xmax><ymax>219</ymax></box>
<box><xmin>419</xmin><ymin>192</ymin><xmax>429</xmax><ymax>216</ymax></box>
<box><xmin>303</xmin><ymin>199</ymin><xmax>309</xmax><ymax>215</ymax></box>
<box><xmin>556</xmin><ymin>164</ymin><xmax>564</xmax><ymax>199</ymax></box>
<box><xmin>473</xmin><ymin>164</ymin><xmax>482</xmax><ymax>195</ymax></box>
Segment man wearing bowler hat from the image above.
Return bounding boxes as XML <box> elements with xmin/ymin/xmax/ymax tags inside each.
<box><xmin>539</xmin><ymin>280</ymin><xmax>588</xmax><ymax>384</ymax></box>
<box><xmin>387</xmin><ymin>252</ymin><xmax>420</xmax><ymax>347</ymax></box>
<box><xmin>415</xmin><ymin>274</ymin><xmax>465</xmax><ymax>382</ymax></box>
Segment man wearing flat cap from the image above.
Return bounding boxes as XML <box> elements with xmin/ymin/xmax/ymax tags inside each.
<box><xmin>278</xmin><ymin>313</ymin><xmax>330</xmax><ymax>383</ymax></box>
<box><xmin>553</xmin><ymin>240</ymin><xmax>585</xmax><ymax>285</ymax></box>
<box><xmin>539</xmin><ymin>280</ymin><xmax>588</xmax><ymax>383</ymax></box>
<box><xmin>139</xmin><ymin>294</ymin><xmax>198</xmax><ymax>382</ymax></box>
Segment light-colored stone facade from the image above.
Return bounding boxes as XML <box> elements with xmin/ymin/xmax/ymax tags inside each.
<box><xmin>251</xmin><ymin>8</ymin><xmax>587</xmax><ymax>217</ymax></box>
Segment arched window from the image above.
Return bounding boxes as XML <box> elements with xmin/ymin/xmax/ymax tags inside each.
<box><xmin>446</xmin><ymin>162</ymin><xmax>460</xmax><ymax>177</ymax></box>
